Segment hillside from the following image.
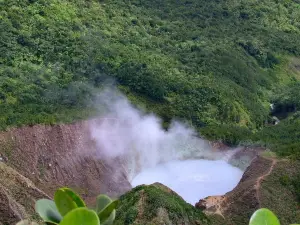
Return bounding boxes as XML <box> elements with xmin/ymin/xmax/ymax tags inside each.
<box><xmin>0</xmin><ymin>162</ymin><xmax>48</xmax><ymax>225</ymax></box>
<box><xmin>0</xmin><ymin>122</ymin><xmax>131</xmax><ymax>205</ymax></box>
<box><xmin>2</xmin><ymin>0</ymin><xmax>300</xmax><ymax>224</ymax></box>
<box><xmin>201</xmin><ymin>156</ymin><xmax>300</xmax><ymax>225</ymax></box>
<box><xmin>114</xmin><ymin>183</ymin><xmax>212</xmax><ymax>225</ymax></box>
<box><xmin>1</xmin><ymin>122</ymin><xmax>300</xmax><ymax>224</ymax></box>
<box><xmin>1</xmin><ymin>0</ymin><xmax>300</xmax><ymax>134</ymax></box>
<box><xmin>116</xmin><ymin>156</ymin><xmax>300</xmax><ymax>225</ymax></box>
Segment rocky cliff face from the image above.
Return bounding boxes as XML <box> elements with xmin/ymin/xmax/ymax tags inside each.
<box><xmin>0</xmin><ymin>162</ymin><xmax>49</xmax><ymax>225</ymax></box>
<box><xmin>1</xmin><ymin>121</ymin><xmax>299</xmax><ymax>225</ymax></box>
<box><xmin>197</xmin><ymin>156</ymin><xmax>300</xmax><ymax>225</ymax></box>
<box><xmin>0</xmin><ymin>120</ymin><xmax>131</xmax><ymax>221</ymax></box>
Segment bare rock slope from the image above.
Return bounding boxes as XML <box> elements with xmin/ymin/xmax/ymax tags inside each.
<box><xmin>1</xmin><ymin>122</ymin><xmax>300</xmax><ymax>225</ymax></box>
<box><xmin>0</xmin><ymin>162</ymin><xmax>48</xmax><ymax>225</ymax></box>
<box><xmin>198</xmin><ymin>156</ymin><xmax>300</xmax><ymax>225</ymax></box>
<box><xmin>0</xmin><ymin>121</ymin><xmax>131</xmax><ymax>222</ymax></box>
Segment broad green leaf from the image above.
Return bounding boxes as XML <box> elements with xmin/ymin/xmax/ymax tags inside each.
<box><xmin>98</xmin><ymin>200</ymin><xmax>119</xmax><ymax>223</ymax></box>
<box><xmin>96</xmin><ymin>195</ymin><xmax>112</xmax><ymax>213</ymax></box>
<box><xmin>35</xmin><ymin>199</ymin><xmax>62</xmax><ymax>223</ymax></box>
<box><xmin>45</xmin><ymin>222</ymin><xmax>59</xmax><ymax>225</ymax></box>
<box><xmin>54</xmin><ymin>188</ymin><xmax>78</xmax><ymax>216</ymax></box>
<box><xmin>59</xmin><ymin>208</ymin><xmax>100</xmax><ymax>225</ymax></box>
<box><xmin>102</xmin><ymin>210</ymin><xmax>115</xmax><ymax>225</ymax></box>
<box><xmin>96</xmin><ymin>195</ymin><xmax>115</xmax><ymax>225</ymax></box>
<box><xmin>249</xmin><ymin>208</ymin><xmax>280</xmax><ymax>225</ymax></box>
<box><xmin>60</xmin><ymin>188</ymin><xmax>85</xmax><ymax>208</ymax></box>
<box><xmin>16</xmin><ymin>220</ymin><xmax>39</xmax><ymax>225</ymax></box>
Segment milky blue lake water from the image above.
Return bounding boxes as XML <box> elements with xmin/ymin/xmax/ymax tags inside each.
<box><xmin>131</xmin><ymin>159</ymin><xmax>243</xmax><ymax>205</ymax></box>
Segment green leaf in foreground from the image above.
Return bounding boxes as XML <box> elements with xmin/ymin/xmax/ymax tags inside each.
<box><xmin>45</xmin><ymin>222</ymin><xmax>59</xmax><ymax>225</ymax></box>
<box><xmin>60</xmin><ymin>187</ymin><xmax>85</xmax><ymax>207</ymax></box>
<box><xmin>96</xmin><ymin>195</ymin><xmax>112</xmax><ymax>213</ymax></box>
<box><xmin>96</xmin><ymin>195</ymin><xmax>116</xmax><ymax>225</ymax></box>
<box><xmin>35</xmin><ymin>199</ymin><xmax>62</xmax><ymax>223</ymax></box>
<box><xmin>249</xmin><ymin>208</ymin><xmax>280</xmax><ymax>225</ymax></box>
<box><xmin>102</xmin><ymin>210</ymin><xmax>116</xmax><ymax>225</ymax></box>
<box><xmin>59</xmin><ymin>208</ymin><xmax>100</xmax><ymax>225</ymax></box>
<box><xmin>98</xmin><ymin>200</ymin><xmax>119</xmax><ymax>223</ymax></box>
<box><xmin>54</xmin><ymin>188</ymin><xmax>78</xmax><ymax>216</ymax></box>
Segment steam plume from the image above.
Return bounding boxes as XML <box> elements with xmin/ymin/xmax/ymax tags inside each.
<box><xmin>88</xmin><ymin>88</ymin><xmax>231</xmax><ymax>180</ymax></box>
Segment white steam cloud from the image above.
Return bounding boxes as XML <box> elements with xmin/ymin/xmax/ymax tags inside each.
<box><xmin>88</xmin><ymin>89</ymin><xmax>236</xmax><ymax>181</ymax></box>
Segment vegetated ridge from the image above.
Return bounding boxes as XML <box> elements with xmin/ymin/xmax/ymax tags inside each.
<box><xmin>2</xmin><ymin>0</ymin><xmax>300</xmax><ymax>155</ymax></box>
<box><xmin>1</xmin><ymin>0</ymin><xmax>300</xmax><ymax>224</ymax></box>
<box><xmin>1</xmin><ymin>0</ymin><xmax>300</xmax><ymax>132</ymax></box>
<box><xmin>199</xmin><ymin>155</ymin><xmax>300</xmax><ymax>225</ymax></box>
<box><xmin>1</xmin><ymin>121</ymin><xmax>300</xmax><ymax>225</ymax></box>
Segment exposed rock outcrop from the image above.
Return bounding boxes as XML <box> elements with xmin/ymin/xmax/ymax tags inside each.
<box><xmin>0</xmin><ymin>121</ymin><xmax>131</xmax><ymax>207</ymax></box>
<box><xmin>1</xmin><ymin>121</ymin><xmax>300</xmax><ymax>225</ymax></box>
<box><xmin>197</xmin><ymin>156</ymin><xmax>300</xmax><ymax>225</ymax></box>
<box><xmin>0</xmin><ymin>162</ymin><xmax>48</xmax><ymax>225</ymax></box>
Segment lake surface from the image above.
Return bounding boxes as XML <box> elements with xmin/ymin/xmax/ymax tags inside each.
<box><xmin>131</xmin><ymin>159</ymin><xmax>243</xmax><ymax>204</ymax></box>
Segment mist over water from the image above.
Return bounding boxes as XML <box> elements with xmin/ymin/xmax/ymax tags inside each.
<box><xmin>89</xmin><ymin>88</ymin><xmax>243</xmax><ymax>203</ymax></box>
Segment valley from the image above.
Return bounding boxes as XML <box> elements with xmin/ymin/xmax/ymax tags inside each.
<box><xmin>1</xmin><ymin>0</ymin><xmax>300</xmax><ymax>224</ymax></box>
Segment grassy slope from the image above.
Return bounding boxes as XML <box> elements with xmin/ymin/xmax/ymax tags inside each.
<box><xmin>2</xmin><ymin>0</ymin><xmax>300</xmax><ymax>161</ymax></box>
<box><xmin>260</xmin><ymin>159</ymin><xmax>300</xmax><ymax>225</ymax></box>
<box><xmin>1</xmin><ymin>0</ymin><xmax>300</xmax><ymax>131</ymax></box>
<box><xmin>208</xmin><ymin>156</ymin><xmax>300</xmax><ymax>225</ymax></box>
<box><xmin>115</xmin><ymin>183</ymin><xmax>213</xmax><ymax>225</ymax></box>
<box><xmin>2</xmin><ymin>2</ymin><xmax>300</xmax><ymax>223</ymax></box>
<box><xmin>254</xmin><ymin>113</ymin><xmax>300</xmax><ymax>159</ymax></box>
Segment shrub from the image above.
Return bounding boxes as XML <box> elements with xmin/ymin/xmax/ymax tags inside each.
<box><xmin>17</xmin><ymin>187</ymin><xmax>118</xmax><ymax>225</ymax></box>
<box><xmin>249</xmin><ymin>208</ymin><xmax>299</xmax><ymax>225</ymax></box>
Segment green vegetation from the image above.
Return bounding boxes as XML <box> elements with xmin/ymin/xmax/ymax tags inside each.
<box><xmin>249</xmin><ymin>208</ymin><xmax>299</xmax><ymax>225</ymax></box>
<box><xmin>292</xmin><ymin>176</ymin><xmax>300</xmax><ymax>204</ymax></box>
<box><xmin>254</xmin><ymin>114</ymin><xmax>300</xmax><ymax>159</ymax></box>
<box><xmin>259</xmin><ymin>159</ymin><xmax>300</xmax><ymax>225</ymax></box>
<box><xmin>200</xmin><ymin>124</ymin><xmax>254</xmax><ymax>146</ymax></box>
<box><xmin>115</xmin><ymin>183</ymin><xmax>210</xmax><ymax>225</ymax></box>
<box><xmin>60</xmin><ymin>208</ymin><xmax>100</xmax><ymax>225</ymax></box>
<box><xmin>116</xmin><ymin>183</ymin><xmax>300</xmax><ymax>225</ymax></box>
<box><xmin>2</xmin><ymin>0</ymin><xmax>300</xmax><ymax>158</ymax></box>
<box><xmin>249</xmin><ymin>208</ymin><xmax>280</xmax><ymax>225</ymax></box>
<box><xmin>2</xmin><ymin>1</ymin><xmax>300</xmax><ymax>222</ymax></box>
<box><xmin>271</xmin><ymin>82</ymin><xmax>300</xmax><ymax>119</ymax></box>
<box><xmin>18</xmin><ymin>187</ymin><xmax>117</xmax><ymax>225</ymax></box>
<box><xmin>96</xmin><ymin>195</ymin><xmax>116</xmax><ymax>225</ymax></box>
<box><xmin>1</xmin><ymin>0</ymin><xmax>300</xmax><ymax>132</ymax></box>
<box><xmin>200</xmin><ymin>112</ymin><xmax>300</xmax><ymax>159</ymax></box>
<box><xmin>279</xmin><ymin>174</ymin><xmax>300</xmax><ymax>205</ymax></box>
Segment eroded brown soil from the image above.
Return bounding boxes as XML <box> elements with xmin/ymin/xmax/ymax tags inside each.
<box><xmin>0</xmin><ymin>120</ymin><xmax>131</xmax><ymax>218</ymax></box>
<box><xmin>198</xmin><ymin>156</ymin><xmax>300</xmax><ymax>225</ymax></box>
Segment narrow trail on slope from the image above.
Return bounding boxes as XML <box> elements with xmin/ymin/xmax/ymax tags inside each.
<box><xmin>204</xmin><ymin>196</ymin><xmax>226</xmax><ymax>218</ymax></box>
<box><xmin>204</xmin><ymin>157</ymin><xmax>278</xmax><ymax>218</ymax></box>
<box><xmin>255</xmin><ymin>158</ymin><xmax>277</xmax><ymax>207</ymax></box>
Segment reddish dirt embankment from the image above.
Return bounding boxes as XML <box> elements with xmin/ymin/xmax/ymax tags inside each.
<box><xmin>200</xmin><ymin>157</ymin><xmax>275</xmax><ymax>217</ymax></box>
<box><xmin>197</xmin><ymin>156</ymin><xmax>300</xmax><ymax>225</ymax></box>
<box><xmin>0</xmin><ymin>162</ymin><xmax>49</xmax><ymax>225</ymax></box>
<box><xmin>0</xmin><ymin>121</ymin><xmax>131</xmax><ymax>205</ymax></box>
